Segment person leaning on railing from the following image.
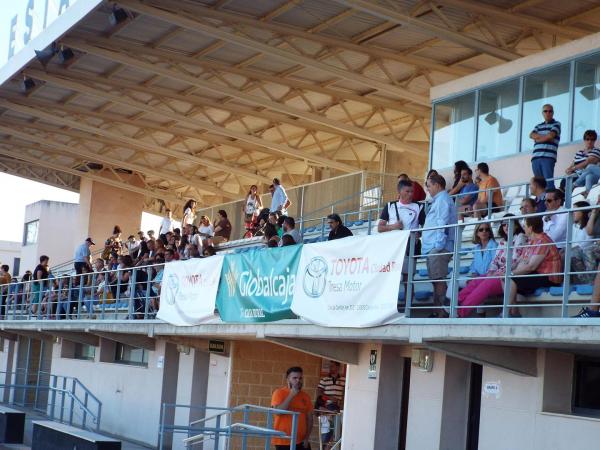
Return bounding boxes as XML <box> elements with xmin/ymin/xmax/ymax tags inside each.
<box><xmin>505</xmin><ymin>216</ymin><xmax>563</xmax><ymax>318</ymax></box>
<box><xmin>458</xmin><ymin>215</ymin><xmax>526</xmax><ymax>318</ymax></box>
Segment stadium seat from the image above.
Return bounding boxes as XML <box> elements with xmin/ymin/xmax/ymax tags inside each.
<box><xmin>575</xmin><ymin>284</ymin><xmax>594</xmax><ymax>296</ymax></box>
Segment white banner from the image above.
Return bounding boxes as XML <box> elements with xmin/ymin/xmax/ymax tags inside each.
<box><xmin>157</xmin><ymin>256</ymin><xmax>224</xmax><ymax>326</ymax></box>
<box><xmin>292</xmin><ymin>232</ymin><xmax>409</xmax><ymax>327</ymax></box>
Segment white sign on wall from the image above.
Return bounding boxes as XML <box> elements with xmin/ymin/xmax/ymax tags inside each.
<box><xmin>0</xmin><ymin>0</ymin><xmax>102</xmax><ymax>84</ymax></box>
<box><xmin>483</xmin><ymin>381</ymin><xmax>502</xmax><ymax>399</ymax></box>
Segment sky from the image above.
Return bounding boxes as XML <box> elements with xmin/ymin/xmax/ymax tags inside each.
<box><xmin>0</xmin><ymin>173</ymin><xmax>163</xmax><ymax>243</ymax></box>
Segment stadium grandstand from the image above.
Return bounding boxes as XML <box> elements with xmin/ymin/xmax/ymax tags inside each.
<box><xmin>1</xmin><ymin>1</ymin><xmax>600</xmax><ymax>449</ymax></box>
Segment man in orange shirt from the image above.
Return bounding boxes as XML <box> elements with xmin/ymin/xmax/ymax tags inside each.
<box><xmin>473</xmin><ymin>162</ymin><xmax>504</xmax><ymax>218</ymax></box>
<box><xmin>271</xmin><ymin>367</ymin><xmax>313</xmax><ymax>449</ymax></box>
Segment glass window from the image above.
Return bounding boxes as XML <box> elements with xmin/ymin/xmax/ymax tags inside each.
<box><xmin>521</xmin><ymin>64</ymin><xmax>571</xmax><ymax>152</ymax></box>
<box><xmin>114</xmin><ymin>343</ymin><xmax>148</xmax><ymax>367</ymax></box>
<box><xmin>23</xmin><ymin>221</ymin><xmax>39</xmax><ymax>246</ymax></box>
<box><xmin>432</xmin><ymin>93</ymin><xmax>475</xmax><ymax>169</ymax></box>
<box><xmin>74</xmin><ymin>343</ymin><xmax>96</xmax><ymax>361</ymax></box>
<box><xmin>573</xmin><ymin>358</ymin><xmax>600</xmax><ymax>412</ymax></box>
<box><xmin>476</xmin><ymin>80</ymin><xmax>520</xmax><ymax>160</ymax></box>
<box><xmin>574</xmin><ymin>54</ymin><xmax>600</xmax><ymax>141</ymax></box>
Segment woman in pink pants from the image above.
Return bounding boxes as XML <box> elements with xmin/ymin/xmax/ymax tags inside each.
<box><xmin>458</xmin><ymin>215</ymin><xmax>527</xmax><ymax>317</ymax></box>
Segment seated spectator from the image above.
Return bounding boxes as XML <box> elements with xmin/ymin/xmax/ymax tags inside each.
<box><xmin>281</xmin><ymin>234</ymin><xmax>296</xmax><ymax>246</ymax></box>
<box><xmin>520</xmin><ymin>198</ymin><xmax>537</xmax><ymax>216</ymax></box>
<box><xmin>473</xmin><ymin>163</ymin><xmax>503</xmax><ymax>218</ymax></box>
<box><xmin>267</xmin><ymin>237</ymin><xmax>280</xmax><ymax>248</ymax></box>
<box><xmin>149</xmin><ymin>255</ymin><xmax>165</xmax><ymax>314</ymax></box>
<box><xmin>543</xmin><ymin>188</ymin><xmax>567</xmax><ymax>252</ymax></box>
<box><xmin>529</xmin><ymin>176</ymin><xmax>547</xmax><ymax>213</ymax></box>
<box><xmin>506</xmin><ymin>216</ymin><xmax>562</xmax><ymax>317</ymax></box>
<box><xmin>455</xmin><ymin>168</ymin><xmax>478</xmax><ymax>219</ymax></box>
<box><xmin>202</xmin><ymin>246</ymin><xmax>217</xmax><ymax>257</ymax></box>
<box><xmin>448</xmin><ymin>160</ymin><xmax>470</xmax><ymax>195</ymax></box>
<box><xmin>458</xmin><ymin>215</ymin><xmax>526</xmax><ymax>317</ymax></box>
<box><xmin>327</xmin><ymin>214</ymin><xmax>353</xmax><ymax>241</ymax></box>
<box><xmin>570</xmin><ymin>129</ymin><xmax>600</xmax><ymax>197</ymax></box>
<box><xmin>574</xmin><ymin>265</ymin><xmax>600</xmax><ymax>317</ymax></box>
<box><xmin>213</xmin><ymin>210</ymin><xmax>232</xmax><ymax>245</ymax></box>
<box><xmin>570</xmin><ymin>201</ymin><xmax>593</xmax><ymax>284</ymax></box>
<box><xmin>277</xmin><ymin>215</ymin><xmax>286</xmax><ymax>238</ymax></box>
<box><xmin>281</xmin><ymin>217</ymin><xmax>301</xmax><ymax>244</ymax></box>
<box><xmin>469</xmin><ymin>223</ymin><xmax>498</xmax><ymax>277</ymax></box>
<box><xmin>398</xmin><ymin>173</ymin><xmax>426</xmax><ymax>202</ymax></box>
<box><xmin>126</xmin><ymin>235</ymin><xmax>139</xmax><ymax>258</ymax></box>
<box><xmin>147</xmin><ymin>230</ymin><xmax>156</xmax><ymax>242</ymax></box>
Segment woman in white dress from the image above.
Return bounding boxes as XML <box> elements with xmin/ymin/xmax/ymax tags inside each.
<box><xmin>182</xmin><ymin>199</ymin><xmax>197</xmax><ymax>226</ymax></box>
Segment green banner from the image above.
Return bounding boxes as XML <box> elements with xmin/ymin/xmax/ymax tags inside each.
<box><xmin>217</xmin><ymin>246</ymin><xmax>302</xmax><ymax>322</ymax></box>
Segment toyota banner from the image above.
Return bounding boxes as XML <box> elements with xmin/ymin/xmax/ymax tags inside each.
<box><xmin>291</xmin><ymin>232</ymin><xmax>409</xmax><ymax>327</ymax></box>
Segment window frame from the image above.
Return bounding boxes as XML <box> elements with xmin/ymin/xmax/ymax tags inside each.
<box><xmin>114</xmin><ymin>342</ymin><xmax>149</xmax><ymax>367</ymax></box>
<box><xmin>22</xmin><ymin>220</ymin><xmax>39</xmax><ymax>246</ymax></box>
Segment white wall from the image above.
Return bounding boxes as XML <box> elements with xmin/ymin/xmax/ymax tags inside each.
<box><xmin>0</xmin><ymin>241</ymin><xmax>21</xmax><ymax>276</ymax></box>
<box><xmin>21</xmin><ymin>201</ymin><xmax>79</xmax><ymax>274</ymax></box>
<box><xmin>49</xmin><ymin>339</ymin><xmax>166</xmax><ymax>446</ymax></box>
<box><xmin>341</xmin><ymin>343</ymin><xmax>381</xmax><ymax>450</ymax></box>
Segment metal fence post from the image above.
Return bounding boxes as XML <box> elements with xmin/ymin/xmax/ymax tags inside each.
<box><xmin>562</xmin><ymin>209</ymin><xmax>574</xmax><ymax>318</ymax></box>
<box><xmin>404</xmin><ymin>232</ymin><xmax>416</xmax><ymax>318</ymax></box>
<box><xmin>242</xmin><ymin>405</ymin><xmax>249</xmax><ymax>450</ymax></box>
<box><xmin>449</xmin><ymin>224</ymin><xmax>462</xmax><ymax>318</ymax></box>
<box><xmin>501</xmin><ymin>219</ymin><xmax>515</xmax><ymax>318</ymax></box>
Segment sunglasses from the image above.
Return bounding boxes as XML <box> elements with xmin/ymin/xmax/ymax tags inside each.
<box><xmin>478</xmin><ymin>228</ymin><xmax>491</xmax><ymax>232</ymax></box>
<box><xmin>543</xmin><ymin>110</ymin><xmax>554</xmax><ymax>113</ymax></box>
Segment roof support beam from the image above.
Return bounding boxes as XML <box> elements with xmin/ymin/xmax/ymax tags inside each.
<box><xmin>0</xmin><ymin>145</ymin><xmax>184</xmax><ymax>204</ymax></box>
<box><xmin>3</xmin><ymin>82</ymin><xmax>273</xmax><ymax>183</ymax></box>
<box><xmin>118</xmin><ymin>0</ymin><xmax>431</xmax><ymax>106</ymax></box>
<box><xmin>435</xmin><ymin>0</ymin><xmax>585</xmax><ymax>39</ymax></box>
<box><xmin>140</xmin><ymin>0</ymin><xmax>470</xmax><ymax>77</ymax></box>
<box><xmin>330</xmin><ymin>0</ymin><xmax>521</xmax><ymax>61</ymax></box>
<box><xmin>0</xmin><ymin>116</ymin><xmax>236</xmax><ymax>199</ymax></box>
<box><xmin>63</xmin><ymin>37</ymin><xmax>424</xmax><ymax>154</ymax></box>
<box><xmin>71</xmin><ymin>33</ymin><xmax>428</xmax><ymax>118</ymax></box>
<box><xmin>26</xmin><ymin>68</ymin><xmax>362</xmax><ymax>171</ymax></box>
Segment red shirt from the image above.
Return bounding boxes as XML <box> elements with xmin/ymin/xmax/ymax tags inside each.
<box><xmin>412</xmin><ymin>181</ymin><xmax>426</xmax><ymax>202</ymax></box>
<box><xmin>523</xmin><ymin>233</ymin><xmax>563</xmax><ymax>284</ymax></box>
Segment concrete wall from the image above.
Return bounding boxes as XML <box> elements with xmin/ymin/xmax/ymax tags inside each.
<box><xmin>21</xmin><ymin>201</ymin><xmax>79</xmax><ymax>273</ymax></box>
<box><xmin>78</xmin><ymin>178</ymin><xmax>143</xmax><ymax>246</ymax></box>
<box><xmin>0</xmin><ymin>240</ymin><xmax>21</xmax><ymax>276</ymax></box>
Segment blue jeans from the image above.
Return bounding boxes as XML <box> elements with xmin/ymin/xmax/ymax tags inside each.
<box><xmin>574</xmin><ymin>165</ymin><xmax>600</xmax><ymax>192</ymax></box>
<box><xmin>531</xmin><ymin>157</ymin><xmax>556</xmax><ymax>189</ymax></box>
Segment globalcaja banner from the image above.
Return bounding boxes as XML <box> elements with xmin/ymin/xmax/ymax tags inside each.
<box><xmin>216</xmin><ymin>246</ymin><xmax>301</xmax><ymax>322</ymax></box>
<box><xmin>291</xmin><ymin>232</ymin><xmax>409</xmax><ymax>327</ymax></box>
<box><xmin>157</xmin><ymin>256</ymin><xmax>224</xmax><ymax>326</ymax></box>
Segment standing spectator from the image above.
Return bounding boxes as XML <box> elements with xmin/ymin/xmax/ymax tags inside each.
<box><xmin>182</xmin><ymin>199</ymin><xmax>197</xmax><ymax>226</ymax></box>
<box><xmin>529</xmin><ymin>176</ymin><xmax>547</xmax><ymax>213</ymax></box>
<box><xmin>506</xmin><ymin>216</ymin><xmax>562</xmax><ymax>317</ymax></box>
<box><xmin>31</xmin><ymin>255</ymin><xmax>50</xmax><ymax>315</ymax></box>
<box><xmin>571</xmin><ymin>130</ymin><xmax>600</xmax><ymax>198</ymax></box>
<box><xmin>398</xmin><ymin>174</ymin><xmax>426</xmax><ymax>202</ymax></box>
<box><xmin>469</xmin><ymin>223</ymin><xmax>498</xmax><ymax>277</ymax></box>
<box><xmin>242</xmin><ymin>185</ymin><xmax>263</xmax><ymax>223</ymax></box>
<box><xmin>458</xmin><ymin>215</ymin><xmax>526</xmax><ymax>318</ymax></box>
<box><xmin>282</xmin><ymin>217</ymin><xmax>301</xmax><ymax>244</ymax></box>
<box><xmin>327</xmin><ymin>214</ymin><xmax>353</xmax><ymax>241</ymax></box>
<box><xmin>317</xmin><ymin>361</ymin><xmax>345</xmax><ymax>408</ymax></box>
<box><xmin>74</xmin><ymin>238</ymin><xmax>95</xmax><ymax>274</ymax></box>
<box><xmin>530</xmin><ymin>104</ymin><xmax>561</xmax><ymax>189</ymax></box>
<box><xmin>212</xmin><ymin>210</ymin><xmax>232</xmax><ymax>245</ymax></box>
<box><xmin>102</xmin><ymin>226</ymin><xmax>124</xmax><ymax>260</ymax></box>
<box><xmin>271</xmin><ymin>367</ymin><xmax>313</xmax><ymax>450</ymax></box>
<box><xmin>543</xmin><ymin>188</ymin><xmax>568</xmax><ymax>251</ymax></box>
<box><xmin>473</xmin><ymin>163</ymin><xmax>503</xmax><ymax>218</ymax></box>
<box><xmin>378</xmin><ymin>179</ymin><xmax>424</xmax><ymax>298</ymax></box>
<box><xmin>126</xmin><ymin>235</ymin><xmax>139</xmax><ymax>259</ymax></box>
<box><xmin>422</xmin><ymin>174</ymin><xmax>457</xmax><ymax>317</ymax></box>
<box><xmin>271</xmin><ymin>178</ymin><xmax>290</xmax><ymax>215</ymax></box>
<box><xmin>158</xmin><ymin>209</ymin><xmax>174</xmax><ymax>243</ymax></box>
<box><xmin>0</xmin><ymin>265</ymin><xmax>10</xmax><ymax>318</ymax></box>
<box><xmin>455</xmin><ymin>168</ymin><xmax>479</xmax><ymax>219</ymax></box>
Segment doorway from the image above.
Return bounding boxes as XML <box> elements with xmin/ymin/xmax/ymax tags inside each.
<box><xmin>466</xmin><ymin>363</ymin><xmax>482</xmax><ymax>450</ymax></box>
<box><xmin>398</xmin><ymin>357</ymin><xmax>411</xmax><ymax>450</ymax></box>
<box><xmin>14</xmin><ymin>336</ymin><xmax>52</xmax><ymax>408</ymax></box>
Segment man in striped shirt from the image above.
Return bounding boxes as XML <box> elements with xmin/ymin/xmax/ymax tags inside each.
<box><xmin>317</xmin><ymin>362</ymin><xmax>345</xmax><ymax>407</ymax></box>
<box><xmin>530</xmin><ymin>104</ymin><xmax>561</xmax><ymax>189</ymax></box>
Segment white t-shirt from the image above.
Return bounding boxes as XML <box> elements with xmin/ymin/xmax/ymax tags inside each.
<box><xmin>379</xmin><ymin>201</ymin><xmax>422</xmax><ymax>230</ymax></box>
<box><xmin>183</xmin><ymin>208</ymin><xmax>196</xmax><ymax>226</ymax></box>
<box><xmin>572</xmin><ymin>224</ymin><xmax>592</xmax><ymax>250</ymax></box>
<box><xmin>245</xmin><ymin>195</ymin><xmax>259</xmax><ymax>215</ymax></box>
<box><xmin>159</xmin><ymin>218</ymin><xmax>173</xmax><ymax>235</ymax></box>
<box><xmin>199</xmin><ymin>224</ymin><xmax>214</xmax><ymax>237</ymax></box>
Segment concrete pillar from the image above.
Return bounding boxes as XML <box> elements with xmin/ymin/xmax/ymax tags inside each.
<box><xmin>78</xmin><ymin>177</ymin><xmax>144</xmax><ymax>244</ymax></box>
<box><xmin>160</xmin><ymin>343</ymin><xmax>180</xmax><ymax>450</ymax></box>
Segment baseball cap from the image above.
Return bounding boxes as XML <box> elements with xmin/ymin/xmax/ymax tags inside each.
<box><xmin>85</xmin><ymin>237</ymin><xmax>95</xmax><ymax>245</ymax></box>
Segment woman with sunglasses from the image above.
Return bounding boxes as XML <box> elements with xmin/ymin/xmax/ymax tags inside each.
<box><xmin>468</xmin><ymin>223</ymin><xmax>498</xmax><ymax>277</ymax></box>
<box><xmin>457</xmin><ymin>215</ymin><xmax>526</xmax><ymax>318</ymax></box>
